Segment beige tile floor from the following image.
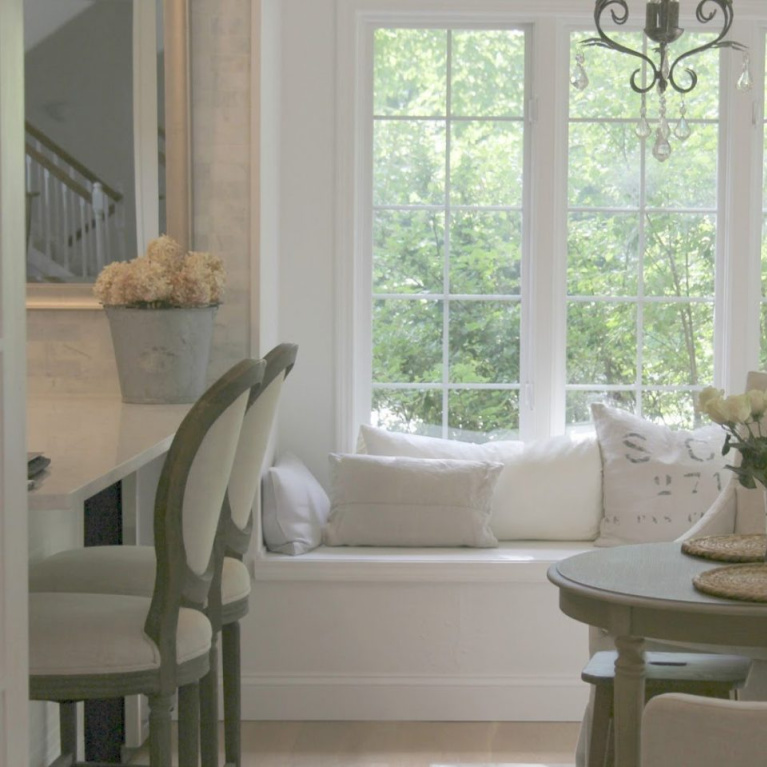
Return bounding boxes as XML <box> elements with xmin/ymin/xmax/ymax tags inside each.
<box><xmin>135</xmin><ymin>721</ymin><xmax>579</xmax><ymax>766</ymax></box>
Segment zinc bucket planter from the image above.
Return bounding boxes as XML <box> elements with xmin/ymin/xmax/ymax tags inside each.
<box><xmin>105</xmin><ymin>305</ymin><xmax>217</xmax><ymax>404</ymax></box>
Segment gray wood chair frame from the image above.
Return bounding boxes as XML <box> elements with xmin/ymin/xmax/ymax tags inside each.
<box><xmin>201</xmin><ymin>343</ymin><xmax>297</xmax><ymax>767</ymax></box>
<box><xmin>30</xmin><ymin>358</ymin><xmax>265</xmax><ymax>767</ymax></box>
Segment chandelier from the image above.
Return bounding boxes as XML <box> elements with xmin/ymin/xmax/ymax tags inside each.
<box><xmin>571</xmin><ymin>0</ymin><xmax>752</xmax><ymax>161</ymax></box>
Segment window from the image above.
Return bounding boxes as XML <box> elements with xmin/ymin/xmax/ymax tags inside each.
<box><xmin>371</xmin><ymin>27</ymin><xmax>527</xmax><ymax>440</ymax></box>
<box><xmin>341</xmin><ymin>4</ymin><xmax>765</xmax><ymax>447</ymax></box>
<box><xmin>567</xmin><ymin>33</ymin><xmax>718</xmax><ymax>428</ymax></box>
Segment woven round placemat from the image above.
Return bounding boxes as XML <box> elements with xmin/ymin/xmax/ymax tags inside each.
<box><xmin>682</xmin><ymin>534</ymin><xmax>767</xmax><ymax>563</ymax></box>
<box><xmin>693</xmin><ymin>563</ymin><xmax>767</xmax><ymax>602</ymax></box>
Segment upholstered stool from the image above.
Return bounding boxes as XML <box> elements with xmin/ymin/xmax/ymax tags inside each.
<box><xmin>583</xmin><ymin>651</ymin><xmax>752</xmax><ymax>767</ymax></box>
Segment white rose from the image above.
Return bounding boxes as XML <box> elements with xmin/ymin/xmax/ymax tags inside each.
<box><xmin>704</xmin><ymin>396</ymin><xmax>729</xmax><ymax>424</ymax></box>
<box><xmin>720</xmin><ymin>394</ymin><xmax>752</xmax><ymax>425</ymax></box>
<box><xmin>747</xmin><ymin>389</ymin><xmax>767</xmax><ymax>419</ymax></box>
<box><xmin>698</xmin><ymin>386</ymin><xmax>723</xmax><ymax>412</ymax></box>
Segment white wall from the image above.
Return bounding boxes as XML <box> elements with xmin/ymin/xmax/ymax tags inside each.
<box><xmin>272</xmin><ymin>0</ymin><xmax>337</xmax><ymax>487</ymax></box>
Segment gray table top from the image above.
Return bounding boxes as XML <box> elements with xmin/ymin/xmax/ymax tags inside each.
<box><xmin>549</xmin><ymin>541</ymin><xmax>767</xmax><ymax>619</ymax></box>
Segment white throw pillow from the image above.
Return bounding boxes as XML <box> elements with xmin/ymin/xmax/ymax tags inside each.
<box><xmin>262</xmin><ymin>451</ymin><xmax>330</xmax><ymax>555</ymax></box>
<box><xmin>490</xmin><ymin>434</ymin><xmax>603</xmax><ymax>540</ymax></box>
<box><xmin>591</xmin><ymin>403</ymin><xmax>727</xmax><ymax>547</ymax></box>
<box><xmin>357</xmin><ymin>425</ymin><xmax>602</xmax><ymax>540</ymax></box>
<box><xmin>323</xmin><ymin>453</ymin><xmax>501</xmax><ymax>548</ymax></box>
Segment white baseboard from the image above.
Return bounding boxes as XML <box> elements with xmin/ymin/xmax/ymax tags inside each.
<box><xmin>241</xmin><ymin>673</ymin><xmax>588</xmax><ymax>721</ymax></box>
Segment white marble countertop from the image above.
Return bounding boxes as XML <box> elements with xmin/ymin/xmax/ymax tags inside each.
<box><xmin>28</xmin><ymin>394</ymin><xmax>191</xmax><ymax>511</ymax></box>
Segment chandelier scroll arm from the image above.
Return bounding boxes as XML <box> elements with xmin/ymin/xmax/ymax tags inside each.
<box><xmin>583</xmin><ymin>0</ymin><xmax>661</xmax><ymax>94</ymax></box>
<box><xmin>582</xmin><ymin>38</ymin><xmax>659</xmax><ymax>93</ymax></box>
<box><xmin>667</xmin><ymin>0</ymin><xmax>747</xmax><ymax>94</ymax></box>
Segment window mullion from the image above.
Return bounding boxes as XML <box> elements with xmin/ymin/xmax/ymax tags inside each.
<box><xmin>635</xmin><ymin>39</ymin><xmax>648</xmax><ymax>418</ymax></box>
<box><xmin>443</xmin><ymin>29</ymin><xmax>453</xmax><ymax>439</ymax></box>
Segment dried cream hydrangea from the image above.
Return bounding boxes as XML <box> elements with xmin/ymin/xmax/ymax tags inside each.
<box><xmin>146</xmin><ymin>234</ymin><xmax>186</xmax><ymax>271</ymax></box>
<box><xmin>170</xmin><ymin>251</ymin><xmax>226</xmax><ymax>306</ymax></box>
<box><xmin>93</xmin><ymin>261</ymin><xmax>129</xmax><ymax>305</ymax></box>
<box><xmin>93</xmin><ymin>236</ymin><xmax>226</xmax><ymax>308</ymax></box>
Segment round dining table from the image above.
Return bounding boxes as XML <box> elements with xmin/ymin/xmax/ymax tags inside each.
<box><xmin>548</xmin><ymin>541</ymin><xmax>767</xmax><ymax>767</ymax></box>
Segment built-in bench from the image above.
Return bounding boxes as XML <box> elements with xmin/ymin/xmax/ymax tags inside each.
<box><xmin>243</xmin><ymin>541</ymin><xmax>596</xmax><ymax>721</ymax></box>
<box><xmin>243</xmin><ymin>414</ymin><xmax>753</xmax><ymax>723</ymax></box>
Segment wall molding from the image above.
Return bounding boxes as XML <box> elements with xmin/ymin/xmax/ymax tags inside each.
<box><xmin>240</xmin><ymin>672</ymin><xmax>589</xmax><ymax>721</ymax></box>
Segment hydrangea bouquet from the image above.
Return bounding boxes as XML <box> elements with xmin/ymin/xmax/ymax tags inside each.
<box><xmin>93</xmin><ymin>235</ymin><xmax>225</xmax><ymax>307</ymax></box>
<box><xmin>699</xmin><ymin>386</ymin><xmax>767</xmax><ymax>490</ymax></box>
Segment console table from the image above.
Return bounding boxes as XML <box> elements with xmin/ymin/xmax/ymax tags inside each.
<box><xmin>548</xmin><ymin>542</ymin><xmax>767</xmax><ymax>767</ymax></box>
<box><xmin>28</xmin><ymin>394</ymin><xmax>190</xmax><ymax>513</ymax></box>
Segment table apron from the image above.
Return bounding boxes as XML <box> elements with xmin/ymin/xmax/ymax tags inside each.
<box><xmin>559</xmin><ymin>590</ymin><xmax>767</xmax><ymax>648</ymax></box>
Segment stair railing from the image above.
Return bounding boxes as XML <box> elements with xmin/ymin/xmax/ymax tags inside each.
<box><xmin>25</xmin><ymin>121</ymin><xmax>124</xmax><ymax>281</ymax></box>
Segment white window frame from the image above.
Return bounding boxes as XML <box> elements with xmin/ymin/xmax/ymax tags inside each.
<box><xmin>335</xmin><ymin>0</ymin><xmax>767</xmax><ymax>451</ymax></box>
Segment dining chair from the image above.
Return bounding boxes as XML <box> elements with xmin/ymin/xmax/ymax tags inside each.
<box><xmin>206</xmin><ymin>342</ymin><xmax>297</xmax><ymax>767</ymax></box>
<box><xmin>641</xmin><ymin>692</ymin><xmax>767</xmax><ymax>767</ymax></box>
<box><xmin>583</xmin><ymin>651</ymin><xmax>751</xmax><ymax>767</ymax></box>
<box><xmin>30</xmin><ymin>343</ymin><xmax>297</xmax><ymax>766</ymax></box>
<box><xmin>29</xmin><ymin>357</ymin><xmax>264</xmax><ymax>767</ymax></box>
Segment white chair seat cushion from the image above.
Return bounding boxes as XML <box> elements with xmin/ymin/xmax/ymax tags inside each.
<box><xmin>29</xmin><ymin>546</ymin><xmax>251</xmax><ymax>605</ymax></box>
<box><xmin>30</xmin><ymin>593</ymin><xmax>211</xmax><ymax>676</ymax></box>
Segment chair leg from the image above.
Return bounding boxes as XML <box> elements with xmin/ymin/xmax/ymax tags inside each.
<box><xmin>178</xmin><ymin>682</ymin><xmax>201</xmax><ymax>767</ymax></box>
<box><xmin>59</xmin><ymin>701</ymin><xmax>78</xmax><ymax>760</ymax></box>
<box><xmin>148</xmin><ymin>693</ymin><xmax>173</xmax><ymax>767</ymax></box>
<box><xmin>222</xmin><ymin>621</ymin><xmax>241</xmax><ymax>767</ymax></box>
<box><xmin>588</xmin><ymin>686</ymin><xmax>612</xmax><ymax>767</ymax></box>
<box><xmin>200</xmin><ymin>633</ymin><xmax>220</xmax><ymax>767</ymax></box>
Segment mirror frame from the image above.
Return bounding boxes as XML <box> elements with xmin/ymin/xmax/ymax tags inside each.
<box><xmin>26</xmin><ymin>0</ymin><xmax>191</xmax><ymax>310</ymax></box>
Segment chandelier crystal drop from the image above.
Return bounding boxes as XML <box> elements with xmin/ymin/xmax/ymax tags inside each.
<box><xmin>574</xmin><ymin>0</ymin><xmax>749</xmax><ymax>162</ymax></box>
<box><xmin>737</xmin><ymin>52</ymin><xmax>754</xmax><ymax>92</ymax></box>
<box><xmin>571</xmin><ymin>50</ymin><xmax>590</xmax><ymax>90</ymax></box>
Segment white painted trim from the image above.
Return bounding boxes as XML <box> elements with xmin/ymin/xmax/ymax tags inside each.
<box><xmin>0</xmin><ymin>0</ymin><xmax>29</xmax><ymax>763</ymax></box>
<box><xmin>335</xmin><ymin>1</ymin><xmax>366</xmax><ymax>452</ymax></box>
<box><xmin>240</xmin><ymin>672</ymin><xmax>588</xmax><ymax>721</ymax></box>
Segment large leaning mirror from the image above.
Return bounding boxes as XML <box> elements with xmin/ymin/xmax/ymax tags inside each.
<box><xmin>24</xmin><ymin>0</ymin><xmax>190</xmax><ymax>309</ymax></box>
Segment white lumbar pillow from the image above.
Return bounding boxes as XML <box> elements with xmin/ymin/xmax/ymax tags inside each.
<box><xmin>323</xmin><ymin>453</ymin><xmax>501</xmax><ymax>548</ymax></box>
<box><xmin>357</xmin><ymin>425</ymin><xmax>602</xmax><ymax>540</ymax></box>
<box><xmin>591</xmin><ymin>403</ymin><xmax>727</xmax><ymax>547</ymax></box>
<box><xmin>262</xmin><ymin>451</ymin><xmax>330</xmax><ymax>555</ymax></box>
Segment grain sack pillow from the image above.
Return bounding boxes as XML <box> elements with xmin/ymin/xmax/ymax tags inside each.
<box><xmin>323</xmin><ymin>453</ymin><xmax>502</xmax><ymax>548</ymax></box>
<box><xmin>591</xmin><ymin>403</ymin><xmax>727</xmax><ymax>547</ymax></box>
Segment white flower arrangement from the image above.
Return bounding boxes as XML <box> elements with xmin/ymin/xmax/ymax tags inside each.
<box><xmin>93</xmin><ymin>235</ymin><xmax>225</xmax><ymax>308</ymax></box>
<box><xmin>699</xmin><ymin>386</ymin><xmax>767</xmax><ymax>490</ymax></box>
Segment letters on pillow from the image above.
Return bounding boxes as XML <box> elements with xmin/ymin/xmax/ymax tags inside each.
<box><xmin>591</xmin><ymin>403</ymin><xmax>727</xmax><ymax>547</ymax></box>
<box><xmin>358</xmin><ymin>425</ymin><xmax>602</xmax><ymax>541</ymax></box>
<box><xmin>262</xmin><ymin>451</ymin><xmax>330</xmax><ymax>555</ymax></box>
<box><xmin>323</xmin><ymin>453</ymin><xmax>501</xmax><ymax>548</ymax></box>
